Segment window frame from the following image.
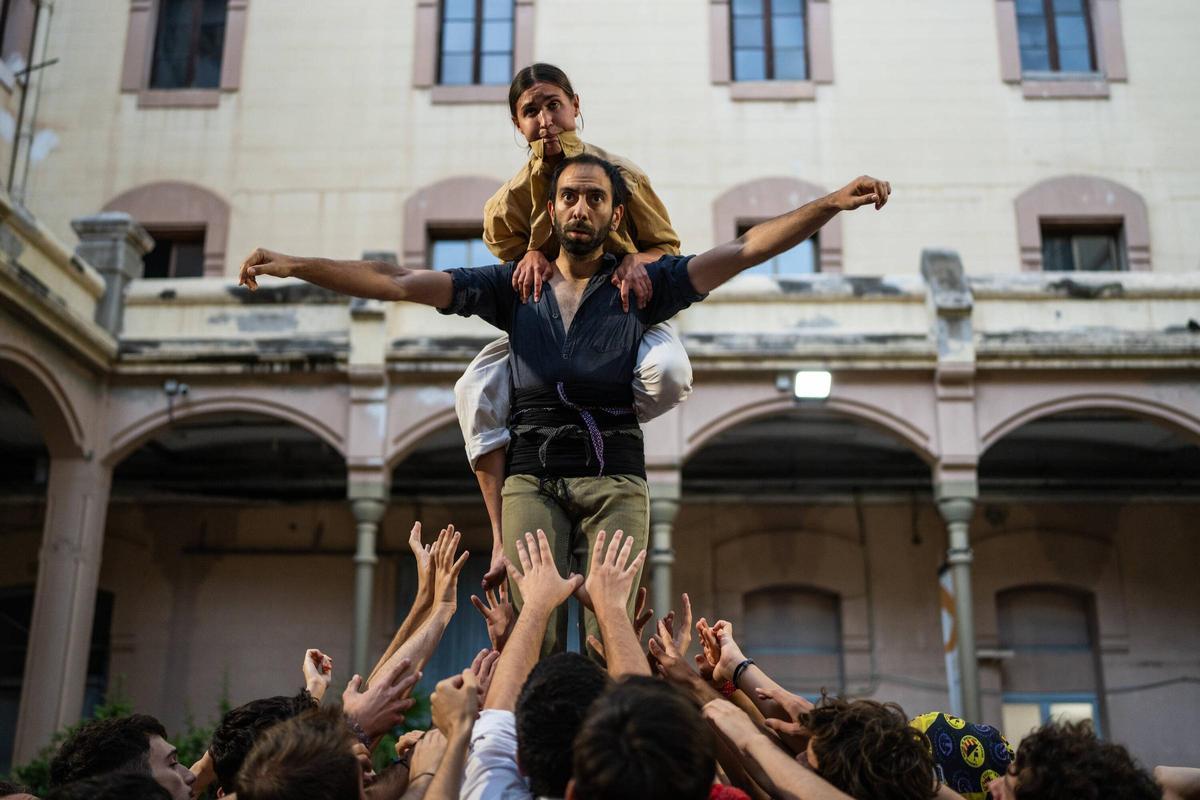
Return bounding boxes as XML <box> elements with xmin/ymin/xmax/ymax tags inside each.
<box><xmin>729</xmin><ymin>0</ymin><xmax>809</xmax><ymax>83</ymax></box>
<box><xmin>435</xmin><ymin>0</ymin><xmax>514</xmax><ymax>88</ymax></box>
<box><xmin>141</xmin><ymin>225</ymin><xmax>208</xmax><ymax>279</ymax></box>
<box><xmin>413</xmin><ymin>0</ymin><xmax>535</xmax><ymax>104</ymax></box>
<box><xmin>103</xmin><ymin>181</ymin><xmax>231</xmax><ymax>278</ymax></box>
<box><xmin>995</xmin><ymin>0</ymin><xmax>1127</xmax><ymax>99</ymax></box>
<box><xmin>120</xmin><ymin>0</ymin><xmax>249</xmax><ymax>109</ymax></box>
<box><xmin>148</xmin><ymin>0</ymin><xmax>227</xmax><ymax>91</ymax></box>
<box><xmin>714</xmin><ymin>177</ymin><xmax>843</xmax><ymax>273</ymax></box>
<box><xmin>1020</xmin><ymin>0</ymin><xmax>1098</xmax><ymax>74</ymax></box>
<box><xmin>1039</xmin><ymin>222</ymin><xmax>1127</xmax><ymax>273</ymax></box>
<box><xmin>735</xmin><ymin>222</ymin><xmax>820</xmax><ymax>276</ymax></box>
<box><xmin>402</xmin><ymin>176</ymin><xmax>504</xmax><ymax>268</ymax></box>
<box><xmin>1014</xmin><ymin>175</ymin><xmax>1150</xmax><ymax>272</ymax></box>
<box><xmin>0</xmin><ymin>0</ymin><xmax>35</xmax><ymax>93</ymax></box>
<box><xmin>710</xmin><ymin>0</ymin><xmax>832</xmax><ymax>101</ymax></box>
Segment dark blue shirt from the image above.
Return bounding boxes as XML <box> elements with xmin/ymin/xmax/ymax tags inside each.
<box><xmin>438</xmin><ymin>253</ymin><xmax>705</xmax><ymax>390</ymax></box>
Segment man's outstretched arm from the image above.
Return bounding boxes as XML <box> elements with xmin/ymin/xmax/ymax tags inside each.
<box><xmin>687</xmin><ymin>175</ymin><xmax>891</xmax><ymax>295</ymax></box>
<box><xmin>239</xmin><ymin>248</ymin><xmax>454</xmax><ymax>307</ymax></box>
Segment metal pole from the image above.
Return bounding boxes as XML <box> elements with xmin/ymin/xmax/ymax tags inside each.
<box><xmin>6</xmin><ymin>0</ymin><xmax>41</xmax><ymax>194</ymax></box>
<box><xmin>351</xmin><ymin>497</ymin><xmax>384</xmax><ymax>679</ymax></box>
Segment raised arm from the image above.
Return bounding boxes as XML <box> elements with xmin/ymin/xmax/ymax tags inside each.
<box><xmin>369</xmin><ymin>523</ymin><xmax>441</xmax><ymax>684</ymax></box>
<box><xmin>687</xmin><ymin>176</ymin><xmax>891</xmax><ymax>295</ymax></box>
<box><xmin>239</xmin><ymin>248</ymin><xmax>454</xmax><ymax>307</ymax></box>
<box><xmin>584</xmin><ymin>530</ymin><xmax>651</xmax><ymax>678</ymax></box>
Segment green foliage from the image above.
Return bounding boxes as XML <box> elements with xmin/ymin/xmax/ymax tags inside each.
<box><xmin>370</xmin><ymin>688</ymin><xmax>430</xmax><ymax>775</ymax></box>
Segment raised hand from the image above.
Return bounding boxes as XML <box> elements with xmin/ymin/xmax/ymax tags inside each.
<box><xmin>238</xmin><ymin>248</ymin><xmax>296</xmax><ymax>290</ymax></box>
<box><xmin>432</xmin><ymin>524</ymin><xmax>469</xmax><ymax>610</ymax></box>
<box><xmin>582</xmin><ymin>530</ymin><xmax>647</xmax><ymax>615</ymax></box>
<box><xmin>512</xmin><ymin>249</ymin><xmax>554</xmax><ymax>304</ymax></box>
<box><xmin>302</xmin><ymin>648</ymin><xmax>333</xmax><ymax>701</ymax></box>
<box><xmin>430</xmin><ymin>668</ymin><xmax>481</xmax><ymax>737</ymax></box>
<box><xmin>648</xmin><ymin>616</ymin><xmax>698</xmax><ymax>686</ymax></box>
<box><xmin>829</xmin><ymin>175</ymin><xmax>892</xmax><ymax>212</ymax></box>
<box><xmin>754</xmin><ymin>685</ymin><xmax>815</xmax><ymax>755</ymax></box>
<box><xmin>470</xmin><ymin>583</ymin><xmax>516</xmax><ymax>652</ymax></box>
<box><xmin>712</xmin><ymin>620</ymin><xmax>744</xmax><ymax>684</ymax></box>
<box><xmin>468</xmin><ymin>648</ymin><xmax>501</xmax><ymax>704</ymax></box>
<box><xmin>696</xmin><ymin>617</ymin><xmax>722</xmax><ymax>682</ymax></box>
<box><xmin>408</xmin><ymin>522</ymin><xmax>435</xmax><ymax>604</ymax></box>
<box><xmin>504</xmin><ymin>529</ymin><xmax>583</xmax><ymax>614</ymax></box>
<box><xmin>611</xmin><ymin>252</ymin><xmax>656</xmax><ymax>312</ymax></box>
<box><xmin>342</xmin><ymin>657</ymin><xmax>421</xmax><ymax>740</ymax></box>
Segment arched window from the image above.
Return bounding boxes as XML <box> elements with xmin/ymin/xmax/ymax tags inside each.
<box><xmin>1014</xmin><ymin>175</ymin><xmax>1150</xmax><ymax>272</ymax></box>
<box><xmin>402</xmin><ymin>176</ymin><xmax>502</xmax><ymax>269</ymax></box>
<box><xmin>743</xmin><ymin>585</ymin><xmax>843</xmax><ymax>696</ymax></box>
<box><xmin>104</xmin><ymin>181</ymin><xmax>231</xmax><ymax>278</ymax></box>
<box><xmin>713</xmin><ymin>177</ymin><xmax>842</xmax><ymax>274</ymax></box>
<box><xmin>997</xmin><ymin>586</ymin><xmax>1104</xmax><ymax>745</ymax></box>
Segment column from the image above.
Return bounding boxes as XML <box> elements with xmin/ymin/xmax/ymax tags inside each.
<box><xmin>647</xmin><ymin>473</ymin><xmax>682</xmax><ymax>621</ymax></box>
<box><xmin>350</xmin><ymin>491</ymin><xmax>387</xmax><ymax>679</ymax></box>
<box><xmin>71</xmin><ymin>212</ymin><xmax>154</xmax><ymax>336</ymax></box>
<box><xmin>13</xmin><ymin>456</ymin><xmax>113</xmax><ymax>765</ymax></box>
<box><xmin>938</xmin><ymin>491</ymin><xmax>982</xmax><ymax>722</ymax></box>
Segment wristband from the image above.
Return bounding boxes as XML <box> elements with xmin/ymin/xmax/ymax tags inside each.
<box><xmin>732</xmin><ymin>658</ymin><xmax>755</xmax><ymax>687</ymax></box>
<box><xmin>718</xmin><ymin>679</ymin><xmax>737</xmax><ymax>698</ymax></box>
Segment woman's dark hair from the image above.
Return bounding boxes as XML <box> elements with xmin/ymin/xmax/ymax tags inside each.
<box><xmin>1013</xmin><ymin>721</ymin><xmax>1159</xmax><ymax>800</ymax></box>
<box><xmin>508</xmin><ymin>62</ymin><xmax>576</xmax><ymax>117</ymax></box>
<box><xmin>801</xmin><ymin>695</ymin><xmax>937</xmax><ymax>800</ymax></box>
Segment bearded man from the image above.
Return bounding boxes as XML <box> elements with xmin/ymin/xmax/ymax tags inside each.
<box><xmin>240</xmin><ymin>154</ymin><xmax>890</xmax><ymax>655</ymax></box>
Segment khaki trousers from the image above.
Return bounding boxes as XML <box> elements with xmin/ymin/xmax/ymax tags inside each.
<box><xmin>501</xmin><ymin>473</ymin><xmax>649</xmax><ymax>658</ymax></box>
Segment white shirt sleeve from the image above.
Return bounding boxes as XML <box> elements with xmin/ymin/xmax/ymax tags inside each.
<box><xmin>460</xmin><ymin>709</ymin><xmax>532</xmax><ymax>800</ymax></box>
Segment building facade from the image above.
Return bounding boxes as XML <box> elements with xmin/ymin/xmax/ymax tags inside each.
<box><xmin>1</xmin><ymin>0</ymin><xmax>1198</xmax><ymax>774</ymax></box>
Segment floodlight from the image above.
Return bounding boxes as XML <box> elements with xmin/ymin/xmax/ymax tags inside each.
<box><xmin>793</xmin><ymin>370</ymin><xmax>832</xmax><ymax>400</ymax></box>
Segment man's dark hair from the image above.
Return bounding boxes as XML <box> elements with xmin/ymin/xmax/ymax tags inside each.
<box><xmin>0</xmin><ymin>778</ymin><xmax>31</xmax><ymax>796</ymax></box>
<box><xmin>209</xmin><ymin>689</ymin><xmax>317</xmax><ymax>792</ymax></box>
<box><xmin>45</xmin><ymin>771</ymin><xmax>172</xmax><ymax>800</ymax></box>
<box><xmin>236</xmin><ymin>706</ymin><xmax>359</xmax><ymax>800</ymax></box>
<box><xmin>801</xmin><ymin>695</ymin><xmax>936</xmax><ymax>800</ymax></box>
<box><xmin>508</xmin><ymin>62</ymin><xmax>576</xmax><ymax>118</ymax></box>
<box><xmin>49</xmin><ymin>714</ymin><xmax>167</xmax><ymax>788</ymax></box>
<box><xmin>1013</xmin><ymin>720</ymin><xmax>1159</xmax><ymax>800</ymax></box>
<box><xmin>571</xmin><ymin>676</ymin><xmax>714</xmax><ymax>800</ymax></box>
<box><xmin>549</xmin><ymin>154</ymin><xmax>630</xmax><ymax>212</ymax></box>
<box><xmin>514</xmin><ymin>653</ymin><xmax>609</xmax><ymax>797</ymax></box>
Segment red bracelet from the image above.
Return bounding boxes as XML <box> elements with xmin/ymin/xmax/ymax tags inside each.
<box><xmin>718</xmin><ymin>680</ymin><xmax>737</xmax><ymax>698</ymax></box>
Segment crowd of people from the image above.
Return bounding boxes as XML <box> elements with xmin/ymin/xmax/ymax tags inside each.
<box><xmin>2</xmin><ymin>523</ymin><xmax>1194</xmax><ymax>800</ymax></box>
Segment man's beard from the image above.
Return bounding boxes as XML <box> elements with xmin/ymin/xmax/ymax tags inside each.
<box><xmin>554</xmin><ymin>214</ymin><xmax>610</xmax><ymax>256</ymax></box>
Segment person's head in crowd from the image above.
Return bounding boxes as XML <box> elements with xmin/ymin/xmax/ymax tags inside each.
<box><xmin>988</xmin><ymin>720</ymin><xmax>1160</xmax><ymax>800</ymax></box>
<box><xmin>236</xmin><ymin>706</ymin><xmax>362</xmax><ymax>800</ymax></box>
<box><xmin>49</xmin><ymin>714</ymin><xmax>195</xmax><ymax>800</ymax></box>
<box><xmin>911</xmin><ymin>711</ymin><xmax>1014</xmax><ymax>799</ymax></box>
<box><xmin>514</xmin><ymin>652</ymin><xmax>609</xmax><ymax>798</ymax></box>
<box><xmin>801</xmin><ymin>696</ymin><xmax>936</xmax><ymax>800</ymax></box>
<box><xmin>209</xmin><ymin>689</ymin><xmax>317</xmax><ymax>795</ymax></box>
<box><xmin>45</xmin><ymin>771</ymin><xmax>172</xmax><ymax>800</ymax></box>
<box><xmin>0</xmin><ymin>779</ymin><xmax>37</xmax><ymax>800</ymax></box>
<box><xmin>567</xmin><ymin>676</ymin><xmax>715</xmax><ymax>800</ymax></box>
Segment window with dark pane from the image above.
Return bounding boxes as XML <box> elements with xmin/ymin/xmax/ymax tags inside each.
<box><xmin>429</xmin><ymin>227</ymin><xmax>493</xmax><ymax>270</ymax></box>
<box><xmin>743</xmin><ymin>586</ymin><xmax>843</xmax><ymax>696</ymax></box>
<box><xmin>142</xmin><ymin>227</ymin><xmax>206</xmax><ymax>279</ymax></box>
<box><xmin>150</xmin><ymin>0</ymin><xmax>227</xmax><ymax>89</ymax></box>
<box><xmin>1041</xmin><ymin>223</ymin><xmax>1124</xmax><ymax>271</ymax></box>
<box><xmin>0</xmin><ymin>0</ymin><xmax>37</xmax><ymax>73</ymax></box>
<box><xmin>439</xmin><ymin>0</ymin><xmax>514</xmax><ymax>86</ymax></box>
<box><xmin>1016</xmin><ymin>0</ymin><xmax>1096</xmax><ymax>74</ymax></box>
<box><xmin>738</xmin><ymin>223</ymin><xmax>818</xmax><ymax>275</ymax></box>
<box><xmin>731</xmin><ymin>0</ymin><xmax>807</xmax><ymax>81</ymax></box>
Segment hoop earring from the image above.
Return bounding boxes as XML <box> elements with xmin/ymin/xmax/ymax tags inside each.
<box><xmin>577</xmin><ymin>112</ymin><xmax>584</xmax><ymax>131</ymax></box>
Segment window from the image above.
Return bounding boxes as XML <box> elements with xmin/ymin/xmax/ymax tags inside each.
<box><xmin>1040</xmin><ymin>224</ymin><xmax>1125</xmax><ymax>272</ymax></box>
<box><xmin>995</xmin><ymin>0</ymin><xmax>1127</xmax><ymax>98</ymax></box>
<box><xmin>149</xmin><ymin>0</ymin><xmax>227</xmax><ymax>89</ymax></box>
<box><xmin>737</xmin><ymin>224</ymin><xmax>817</xmax><ymax>276</ymax></box>
<box><xmin>714</xmin><ymin>178</ymin><xmax>843</xmax><ymax>272</ymax></box>
<box><xmin>142</xmin><ymin>227</ymin><xmax>206</xmax><ymax>278</ymax></box>
<box><xmin>429</xmin><ymin>230</ymin><xmax>493</xmax><ymax>271</ymax></box>
<box><xmin>997</xmin><ymin>588</ymin><xmax>1104</xmax><ymax>746</ymax></box>
<box><xmin>121</xmin><ymin>0</ymin><xmax>249</xmax><ymax>106</ymax></box>
<box><xmin>1014</xmin><ymin>176</ymin><xmax>1149</xmax><ymax>271</ymax></box>
<box><xmin>1016</xmin><ymin>0</ymin><xmax>1096</xmax><ymax>73</ymax></box>
<box><xmin>731</xmin><ymin>0</ymin><xmax>807</xmax><ymax>82</ymax></box>
<box><xmin>0</xmin><ymin>0</ymin><xmax>36</xmax><ymax>75</ymax></box>
<box><xmin>438</xmin><ymin>0</ymin><xmax>513</xmax><ymax>86</ymax></box>
<box><xmin>743</xmin><ymin>586</ymin><xmax>843</xmax><ymax>696</ymax></box>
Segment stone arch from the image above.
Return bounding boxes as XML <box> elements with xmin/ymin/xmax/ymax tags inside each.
<box><xmin>0</xmin><ymin>345</ymin><xmax>86</xmax><ymax>457</ymax></box>
<box><xmin>713</xmin><ymin>176</ymin><xmax>843</xmax><ymax>272</ymax></box>
<box><xmin>104</xmin><ymin>396</ymin><xmax>346</xmax><ymax>468</ymax></box>
<box><xmin>402</xmin><ymin>176</ymin><xmax>503</xmax><ymax>267</ymax></box>
<box><xmin>979</xmin><ymin>393</ymin><xmax>1200</xmax><ymax>454</ymax></box>
<box><xmin>385</xmin><ymin>408</ymin><xmax>460</xmax><ymax>471</ymax></box>
<box><xmin>104</xmin><ymin>181</ymin><xmax>232</xmax><ymax>276</ymax></box>
<box><xmin>1014</xmin><ymin>175</ymin><xmax>1151</xmax><ymax>271</ymax></box>
<box><xmin>683</xmin><ymin>394</ymin><xmax>937</xmax><ymax>466</ymax></box>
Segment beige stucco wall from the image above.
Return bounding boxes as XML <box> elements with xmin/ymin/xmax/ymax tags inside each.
<box><xmin>17</xmin><ymin>0</ymin><xmax>1200</xmax><ymax>278</ymax></box>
